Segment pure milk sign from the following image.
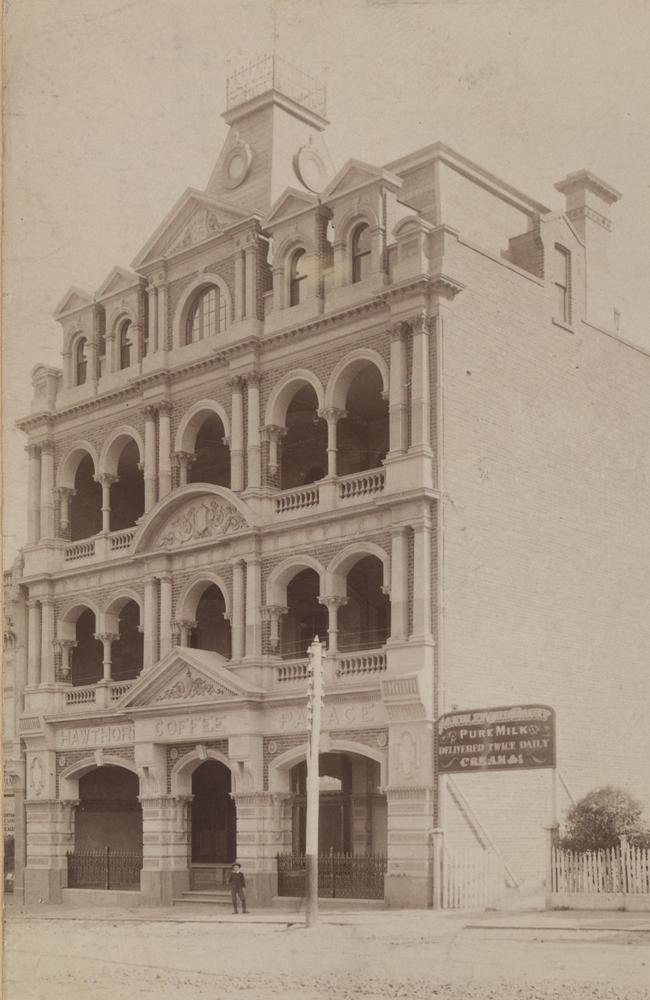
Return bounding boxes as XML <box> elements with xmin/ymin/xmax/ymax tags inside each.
<box><xmin>437</xmin><ymin>704</ymin><xmax>556</xmax><ymax>774</ymax></box>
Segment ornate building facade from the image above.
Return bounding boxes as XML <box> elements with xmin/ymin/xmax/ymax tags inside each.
<box><xmin>5</xmin><ymin>58</ymin><xmax>650</xmax><ymax>908</ymax></box>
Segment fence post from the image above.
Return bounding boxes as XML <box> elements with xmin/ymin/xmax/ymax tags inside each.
<box><xmin>330</xmin><ymin>848</ymin><xmax>335</xmax><ymax>899</ymax></box>
<box><xmin>619</xmin><ymin>836</ymin><xmax>629</xmax><ymax>897</ymax></box>
<box><xmin>432</xmin><ymin>828</ymin><xmax>444</xmax><ymax>909</ymax></box>
<box><xmin>544</xmin><ymin>824</ymin><xmax>559</xmax><ymax>909</ymax></box>
<box><xmin>105</xmin><ymin>845</ymin><xmax>110</xmax><ymax>891</ymax></box>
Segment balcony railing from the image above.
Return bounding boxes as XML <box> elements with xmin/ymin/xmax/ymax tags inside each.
<box><xmin>109</xmin><ymin>528</ymin><xmax>136</xmax><ymax>552</ymax></box>
<box><xmin>110</xmin><ymin>681</ymin><xmax>134</xmax><ymax>701</ymax></box>
<box><xmin>274</xmin><ymin>484</ymin><xmax>320</xmax><ymax>515</ymax></box>
<box><xmin>64</xmin><ymin>539</ymin><xmax>96</xmax><ymax>562</ymax></box>
<box><xmin>338</xmin><ymin>469</ymin><xmax>385</xmax><ymax>501</ymax></box>
<box><xmin>65</xmin><ymin>685</ymin><xmax>96</xmax><ymax>706</ymax></box>
<box><xmin>64</xmin><ymin>680</ymin><xmax>135</xmax><ymax>708</ymax></box>
<box><xmin>275</xmin><ymin>659</ymin><xmax>310</xmax><ymax>684</ymax></box>
<box><xmin>336</xmin><ymin>649</ymin><xmax>387</xmax><ymax>679</ymax></box>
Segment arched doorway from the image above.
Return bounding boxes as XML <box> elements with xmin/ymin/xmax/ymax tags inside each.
<box><xmin>190</xmin><ymin>760</ymin><xmax>236</xmax><ymax>865</ymax></box>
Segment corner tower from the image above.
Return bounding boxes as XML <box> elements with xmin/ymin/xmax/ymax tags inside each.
<box><xmin>205</xmin><ymin>55</ymin><xmax>335</xmax><ymax>214</ymax></box>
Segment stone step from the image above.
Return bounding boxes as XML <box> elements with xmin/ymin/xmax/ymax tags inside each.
<box><xmin>172</xmin><ymin>890</ymin><xmax>233</xmax><ymax>907</ymax></box>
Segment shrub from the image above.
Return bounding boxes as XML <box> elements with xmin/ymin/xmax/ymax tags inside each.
<box><xmin>560</xmin><ymin>786</ymin><xmax>650</xmax><ymax>851</ymax></box>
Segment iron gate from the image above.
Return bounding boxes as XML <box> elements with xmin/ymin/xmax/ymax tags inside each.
<box><xmin>66</xmin><ymin>847</ymin><xmax>142</xmax><ymax>889</ymax></box>
<box><xmin>277</xmin><ymin>851</ymin><xmax>386</xmax><ymax>899</ymax></box>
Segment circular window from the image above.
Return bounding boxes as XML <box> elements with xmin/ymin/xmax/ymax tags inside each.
<box><xmin>294</xmin><ymin>145</ymin><xmax>327</xmax><ymax>193</ymax></box>
<box><xmin>222</xmin><ymin>141</ymin><xmax>253</xmax><ymax>189</ymax></box>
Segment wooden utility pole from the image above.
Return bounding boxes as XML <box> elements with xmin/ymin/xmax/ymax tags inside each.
<box><xmin>305</xmin><ymin>636</ymin><xmax>323</xmax><ymax>927</ymax></box>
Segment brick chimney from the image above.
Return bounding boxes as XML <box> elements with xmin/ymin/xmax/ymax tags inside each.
<box><xmin>555</xmin><ymin>170</ymin><xmax>621</xmax><ymax>331</ymax></box>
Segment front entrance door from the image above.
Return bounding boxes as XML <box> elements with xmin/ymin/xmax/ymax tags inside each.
<box><xmin>190</xmin><ymin>760</ymin><xmax>236</xmax><ymax>863</ymax></box>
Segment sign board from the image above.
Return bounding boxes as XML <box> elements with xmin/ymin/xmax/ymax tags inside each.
<box><xmin>437</xmin><ymin>703</ymin><xmax>556</xmax><ymax>774</ymax></box>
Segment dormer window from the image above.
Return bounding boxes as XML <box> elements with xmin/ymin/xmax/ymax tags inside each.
<box><xmin>351</xmin><ymin>224</ymin><xmax>371</xmax><ymax>284</ymax></box>
<box><xmin>75</xmin><ymin>337</ymin><xmax>88</xmax><ymax>386</ymax></box>
<box><xmin>185</xmin><ymin>286</ymin><xmax>227</xmax><ymax>344</ymax></box>
<box><xmin>119</xmin><ymin>319</ymin><xmax>133</xmax><ymax>370</ymax></box>
<box><xmin>289</xmin><ymin>249</ymin><xmax>308</xmax><ymax>306</ymax></box>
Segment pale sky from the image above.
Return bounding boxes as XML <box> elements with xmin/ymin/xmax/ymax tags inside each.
<box><xmin>3</xmin><ymin>0</ymin><xmax>649</xmax><ymax>560</ymax></box>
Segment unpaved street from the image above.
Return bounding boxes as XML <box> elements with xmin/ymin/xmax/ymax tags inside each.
<box><xmin>4</xmin><ymin>910</ymin><xmax>650</xmax><ymax>1000</ymax></box>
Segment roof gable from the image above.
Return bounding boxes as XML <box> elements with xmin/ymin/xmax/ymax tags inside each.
<box><xmin>322</xmin><ymin>159</ymin><xmax>402</xmax><ymax>201</ymax></box>
<box><xmin>263</xmin><ymin>187</ymin><xmax>319</xmax><ymax>229</ymax></box>
<box><xmin>96</xmin><ymin>266</ymin><xmax>143</xmax><ymax>300</ymax></box>
<box><xmin>131</xmin><ymin>189</ymin><xmax>251</xmax><ymax>269</ymax></box>
<box><xmin>53</xmin><ymin>286</ymin><xmax>94</xmax><ymax>321</ymax></box>
<box><xmin>116</xmin><ymin>647</ymin><xmax>263</xmax><ymax>711</ymax></box>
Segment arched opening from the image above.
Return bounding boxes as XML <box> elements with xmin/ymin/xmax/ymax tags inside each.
<box><xmin>110</xmin><ymin>440</ymin><xmax>144</xmax><ymax>531</ymax></box>
<box><xmin>70</xmin><ymin>609</ymin><xmax>103</xmax><ymax>686</ymax></box>
<box><xmin>188</xmin><ymin>413</ymin><xmax>231</xmax><ymax>487</ymax></box>
<box><xmin>351</xmin><ymin>223</ymin><xmax>371</xmax><ymax>284</ymax></box>
<box><xmin>190</xmin><ymin>584</ymin><xmax>231</xmax><ymax>658</ymax></box>
<box><xmin>185</xmin><ymin>285</ymin><xmax>227</xmax><ymax>344</ymax></box>
<box><xmin>281</xmin><ymin>568</ymin><xmax>327</xmax><ymax>659</ymax></box>
<box><xmin>338</xmin><ymin>555</ymin><xmax>390</xmax><ymax>651</ymax></box>
<box><xmin>110</xmin><ymin>601</ymin><xmax>143</xmax><ymax>681</ymax></box>
<box><xmin>70</xmin><ymin>453</ymin><xmax>102</xmax><ymax>541</ymax></box>
<box><xmin>119</xmin><ymin>319</ymin><xmax>133</xmax><ymax>370</ymax></box>
<box><xmin>289</xmin><ymin>249</ymin><xmax>308</xmax><ymax>306</ymax></box>
<box><xmin>280</xmin><ymin>385</ymin><xmax>327</xmax><ymax>490</ymax></box>
<box><xmin>190</xmin><ymin>760</ymin><xmax>236</xmax><ymax>864</ymax></box>
<box><xmin>289</xmin><ymin>752</ymin><xmax>386</xmax><ymax>856</ymax></box>
<box><xmin>337</xmin><ymin>364</ymin><xmax>388</xmax><ymax>476</ymax></box>
<box><xmin>75</xmin><ymin>767</ymin><xmax>142</xmax><ymax>853</ymax></box>
<box><xmin>75</xmin><ymin>337</ymin><xmax>88</xmax><ymax>386</ymax></box>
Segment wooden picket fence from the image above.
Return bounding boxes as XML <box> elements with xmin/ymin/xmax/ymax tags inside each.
<box><xmin>442</xmin><ymin>845</ymin><xmax>494</xmax><ymax>909</ymax></box>
<box><xmin>551</xmin><ymin>842</ymin><xmax>650</xmax><ymax>895</ymax></box>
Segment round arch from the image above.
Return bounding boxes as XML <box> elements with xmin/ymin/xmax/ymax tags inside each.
<box><xmin>170</xmin><ymin>747</ymin><xmax>232</xmax><ymax>797</ymax></box>
<box><xmin>324</xmin><ymin>349</ymin><xmax>389</xmax><ymax>411</ymax></box>
<box><xmin>264</xmin><ymin>369</ymin><xmax>325</xmax><ymax>428</ymax></box>
<box><xmin>326</xmin><ymin>542</ymin><xmax>390</xmax><ymax>598</ymax></box>
<box><xmin>57</xmin><ymin>440</ymin><xmax>99</xmax><ymax>489</ymax></box>
<box><xmin>103</xmin><ymin>589</ymin><xmax>143</xmax><ymax>634</ymax></box>
<box><xmin>274</xmin><ymin>233</ymin><xmax>317</xmax><ymax>266</ymax></box>
<box><xmin>174</xmin><ymin>399</ymin><xmax>231</xmax><ymax>454</ymax></box>
<box><xmin>173</xmin><ymin>274</ymin><xmax>233</xmax><ymax>349</ymax></box>
<box><xmin>99</xmin><ymin>426</ymin><xmax>145</xmax><ymax>477</ymax></box>
<box><xmin>58</xmin><ymin>599</ymin><xmax>101</xmax><ymax>641</ymax></box>
<box><xmin>266</xmin><ymin>554</ymin><xmax>326</xmax><ymax>607</ymax></box>
<box><xmin>336</xmin><ymin>207</ymin><xmax>380</xmax><ymax>248</ymax></box>
<box><xmin>268</xmin><ymin>740</ymin><xmax>387</xmax><ymax>793</ymax></box>
<box><xmin>176</xmin><ymin>572</ymin><xmax>232</xmax><ymax>622</ymax></box>
<box><xmin>59</xmin><ymin>756</ymin><xmax>140</xmax><ymax>800</ymax></box>
<box><xmin>107</xmin><ymin>306</ymin><xmax>137</xmax><ymax>337</ymax></box>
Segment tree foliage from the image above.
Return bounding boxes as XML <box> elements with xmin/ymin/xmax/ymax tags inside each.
<box><xmin>560</xmin><ymin>785</ymin><xmax>650</xmax><ymax>851</ymax></box>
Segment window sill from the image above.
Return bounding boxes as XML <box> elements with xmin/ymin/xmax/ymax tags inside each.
<box><xmin>552</xmin><ymin>317</ymin><xmax>576</xmax><ymax>336</ymax></box>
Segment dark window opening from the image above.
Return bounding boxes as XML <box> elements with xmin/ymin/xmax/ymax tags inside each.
<box><xmin>119</xmin><ymin>320</ymin><xmax>133</xmax><ymax>370</ymax></box>
<box><xmin>75</xmin><ymin>338</ymin><xmax>88</xmax><ymax>386</ymax></box>
<box><xmin>351</xmin><ymin>224</ymin><xmax>371</xmax><ymax>284</ymax></box>
<box><xmin>109</xmin><ymin>440</ymin><xmax>144</xmax><ymax>531</ymax></box>
<box><xmin>338</xmin><ymin>556</ymin><xmax>390</xmax><ymax>652</ymax></box>
<box><xmin>289</xmin><ymin>249</ymin><xmax>308</xmax><ymax>306</ymax></box>
<box><xmin>75</xmin><ymin>767</ymin><xmax>142</xmax><ymax>854</ymax></box>
<box><xmin>188</xmin><ymin>414</ymin><xmax>231</xmax><ymax>487</ymax></box>
<box><xmin>279</xmin><ymin>386</ymin><xmax>327</xmax><ymax>490</ymax></box>
<box><xmin>70</xmin><ymin>609</ymin><xmax>103</xmax><ymax>686</ymax></box>
<box><xmin>70</xmin><ymin>453</ymin><xmax>102</xmax><ymax>541</ymax></box>
<box><xmin>337</xmin><ymin>365</ymin><xmax>388</xmax><ymax>476</ymax></box>
<box><xmin>281</xmin><ymin>568</ymin><xmax>327</xmax><ymax>659</ymax></box>
<box><xmin>185</xmin><ymin>286</ymin><xmax>227</xmax><ymax>344</ymax></box>
<box><xmin>190</xmin><ymin>584</ymin><xmax>232</xmax><ymax>658</ymax></box>
<box><xmin>111</xmin><ymin>601</ymin><xmax>143</xmax><ymax>682</ymax></box>
<box><xmin>190</xmin><ymin>760</ymin><xmax>236</xmax><ymax>864</ymax></box>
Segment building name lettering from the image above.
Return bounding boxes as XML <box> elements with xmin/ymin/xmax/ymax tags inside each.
<box><xmin>153</xmin><ymin>714</ymin><xmax>225</xmax><ymax>739</ymax></box>
<box><xmin>58</xmin><ymin>724</ymin><xmax>135</xmax><ymax>749</ymax></box>
<box><xmin>279</xmin><ymin>703</ymin><xmax>376</xmax><ymax>732</ymax></box>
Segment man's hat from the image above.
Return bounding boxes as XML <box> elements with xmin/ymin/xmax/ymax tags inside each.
<box><xmin>231</xmin><ymin>862</ymin><xmax>241</xmax><ymax>868</ymax></box>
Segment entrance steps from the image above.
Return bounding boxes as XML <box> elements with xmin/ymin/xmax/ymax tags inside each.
<box><xmin>172</xmin><ymin>889</ymin><xmax>233</xmax><ymax>908</ymax></box>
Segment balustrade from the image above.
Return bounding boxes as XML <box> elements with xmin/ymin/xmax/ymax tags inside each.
<box><xmin>275</xmin><ymin>659</ymin><xmax>310</xmax><ymax>683</ymax></box>
<box><xmin>274</xmin><ymin>484</ymin><xmax>320</xmax><ymax>514</ymax></box>
<box><xmin>338</xmin><ymin>469</ymin><xmax>385</xmax><ymax>501</ymax></box>
<box><xmin>109</xmin><ymin>527</ymin><xmax>136</xmax><ymax>552</ymax></box>
<box><xmin>336</xmin><ymin>649</ymin><xmax>387</xmax><ymax>678</ymax></box>
<box><xmin>64</xmin><ymin>539</ymin><xmax>96</xmax><ymax>562</ymax></box>
<box><xmin>65</xmin><ymin>686</ymin><xmax>96</xmax><ymax>706</ymax></box>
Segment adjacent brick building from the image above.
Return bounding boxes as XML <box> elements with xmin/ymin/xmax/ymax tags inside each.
<box><xmin>4</xmin><ymin>57</ymin><xmax>649</xmax><ymax>908</ymax></box>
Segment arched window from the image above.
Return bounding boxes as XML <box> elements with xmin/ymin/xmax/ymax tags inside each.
<box><xmin>119</xmin><ymin>320</ymin><xmax>133</xmax><ymax>370</ymax></box>
<box><xmin>75</xmin><ymin>337</ymin><xmax>88</xmax><ymax>386</ymax></box>
<box><xmin>289</xmin><ymin>249</ymin><xmax>308</xmax><ymax>306</ymax></box>
<box><xmin>185</xmin><ymin>286</ymin><xmax>227</xmax><ymax>344</ymax></box>
<box><xmin>351</xmin><ymin>224</ymin><xmax>371</xmax><ymax>284</ymax></box>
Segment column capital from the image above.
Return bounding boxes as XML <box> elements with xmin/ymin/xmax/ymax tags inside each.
<box><xmin>231</xmin><ymin>556</ymin><xmax>247</xmax><ymax>570</ymax></box>
<box><xmin>264</xmin><ymin>423</ymin><xmax>287</xmax><ymax>442</ymax></box>
<box><xmin>56</xmin><ymin>486</ymin><xmax>75</xmax><ymax>499</ymax></box>
<box><xmin>39</xmin><ymin>595</ymin><xmax>55</xmax><ymax>608</ymax></box>
<box><xmin>261</xmin><ymin>604</ymin><xmax>288</xmax><ymax>622</ymax></box>
<box><xmin>25</xmin><ymin>443</ymin><xmax>41</xmax><ymax>458</ymax></box>
<box><xmin>245</xmin><ymin>370</ymin><xmax>262</xmax><ymax>386</ymax></box>
<box><xmin>94</xmin><ymin>632</ymin><xmax>118</xmax><ymax>645</ymax></box>
<box><xmin>93</xmin><ymin>472</ymin><xmax>118</xmax><ymax>487</ymax></box>
<box><xmin>317</xmin><ymin>595</ymin><xmax>348</xmax><ymax>610</ymax></box>
<box><xmin>228</xmin><ymin>375</ymin><xmax>245</xmax><ymax>391</ymax></box>
<box><xmin>409</xmin><ymin>312</ymin><xmax>434</xmax><ymax>336</ymax></box>
<box><xmin>27</xmin><ymin>598</ymin><xmax>41</xmax><ymax>611</ymax></box>
<box><xmin>174</xmin><ymin>450</ymin><xmax>196</xmax><ymax>468</ymax></box>
<box><xmin>40</xmin><ymin>439</ymin><xmax>55</xmax><ymax>455</ymax></box>
<box><xmin>157</xmin><ymin>399</ymin><xmax>173</xmax><ymax>415</ymax></box>
<box><xmin>142</xmin><ymin>404</ymin><xmax>158</xmax><ymax>418</ymax></box>
<box><xmin>390</xmin><ymin>321</ymin><xmax>409</xmax><ymax>342</ymax></box>
<box><xmin>317</xmin><ymin>407</ymin><xmax>348</xmax><ymax>424</ymax></box>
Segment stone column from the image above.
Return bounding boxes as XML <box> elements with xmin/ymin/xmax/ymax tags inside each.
<box><xmin>389</xmin><ymin>323</ymin><xmax>409</xmax><ymax>455</ymax></box>
<box><xmin>56</xmin><ymin>487</ymin><xmax>74</xmax><ymax>539</ymax></box>
<box><xmin>27</xmin><ymin>600</ymin><xmax>42</xmax><ymax>687</ymax></box>
<box><xmin>158</xmin><ymin>401</ymin><xmax>172</xmax><ymax>499</ymax></box>
<box><xmin>332</xmin><ymin>240</ymin><xmax>346</xmax><ymax>287</ymax></box>
<box><xmin>26</xmin><ymin>444</ymin><xmax>41</xmax><ymax>544</ymax></box>
<box><xmin>390</xmin><ymin>527</ymin><xmax>409</xmax><ymax>641</ymax></box>
<box><xmin>39</xmin><ymin>597</ymin><xmax>55</xmax><ymax>686</ymax></box>
<box><xmin>229</xmin><ymin>791</ymin><xmax>282</xmax><ymax>906</ymax></box>
<box><xmin>159</xmin><ymin>574</ymin><xmax>173</xmax><ymax>658</ymax></box>
<box><xmin>265</xmin><ymin>425</ymin><xmax>286</xmax><ymax>477</ymax></box>
<box><xmin>174</xmin><ymin>620</ymin><xmax>196</xmax><ymax>648</ymax></box>
<box><xmin>175</xmin><ymin>451</ymin><xmax>195</xmax><ymax>487</ymax></box>
<box><xmin>94</xmin><ymin>473</ymin><xmax>117</xmax><ymax>533</ymax></box>
<box><xmin>157</xmin><ymin>283</ymin><xmax>169</xmax><ymax>352</ymax></box>
<box><xmin>143</xmin><ymin>405</ymin><xmax>158</xmax><ymax>511</ymax></box>
<box><xmin>318</xmin><ymin>408</ymin><xmax>347</xmax><ymax>478</ymax></box>
<box><xmin>147</xmin><ymin>283</ymin><xmax>158</xmax><ymax>353</ymax></box>
<box><xmin>140</xmin><ymin>794</ymin><xmax>192</xmax><ymax>906</ymax></box>
<box><xmin>39</xmin><ymin>441</ymin><xmax>55</xmax><ymax>540</ymax></box>
<box><xmin>244</xmin><ymin>556</ymin><xmax>262</xmax><ymax>658</ymax></box>
<box><xmin>231</xmin><ymin>559</ymin><xmax>246</xmax><ymax>660</ymax></box>
<box><xmin>234</xmin><ymin>251</ymin><xmax>245</xmax><ymax>320</ymax></box>
<box><xmin>318</xmin><ymin>595</ymin><xmax>346</xmax><ymax>654</ymax></box>
<box><xmin>245</xmin><ymin>373</ymin><xmax>262</xmax><ymax>491</ymax></box>
<box><xmin>244</xmin><ymin>242</ymin><xmax>257</xmax><ymax>318</ymax></box>
<box><xmin>24</xmin><ymin>797</ymin><xmax>76</xmax><ymax>905</ymax></box>
<box><xmin>262</xmin><ymin>605</ymin><xmax>287</xmax><ymax>653</ymax></box>
<box><xmin>59</xmin><ymin>639</ymin><xmax>76</xmax><ymax>681</ymax></box>
<box><xmin>229</xmin><ymin>377</ymin><xmax>245</xmax><ymax>492</ymax></box>
<box><xmin>143</xmin><ymin>576</ymin><xmax>159</xmax><ymax>670</ymax></box>
<box><xmin>412</xmin><ymin>515</ymin><xmax>433</xmax><ymax>641</ymax></box>
<box><xmin>409</xmin><ymin>313</ymin><xmax>432</xmax><ymax>450</ymax></box>
<box><xmin>95</xmin><ymin>632</ymin><xmax>117</xmax><ymax>682</ymax></box>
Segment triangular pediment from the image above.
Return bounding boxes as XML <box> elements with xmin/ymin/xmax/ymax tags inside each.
<box><xmin>117</xmin><ymin>648</ymin><xmax>264</xmax><ymax>710</ymax></box>
<box><xmin>96</xmin><ymin>266</ymin><xmax>142</xmax><ymax>300</ymax></box>
<box><xmin>263</xmin><ymin>187</ymin><xmax>319</xmax><ymax>229</ymax></box>
<box><xmin>322</xmin><ymin>159</ymin><xmax>402</xmax><ymax>201</ymax></box>
<box><xmin>132</xmin><ymin>189</ymin><xmax>250</xmax><ymax>269</ymax></box>
<box><xmin>53</xmin><ymin>286</ymin><xmax>94</xmax><ymax>320</ymax></box>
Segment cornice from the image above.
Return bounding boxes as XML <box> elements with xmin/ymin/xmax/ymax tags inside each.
<box><xmin>380</xmin><ymin>273</ymin><xmax>465</xmax><ymax>304</ymax></box>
